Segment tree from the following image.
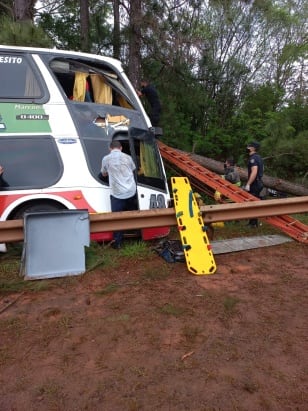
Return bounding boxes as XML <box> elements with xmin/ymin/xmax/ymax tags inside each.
<box><xmin>0</xmin><ymin>0</ymin><xmax>13</xmax><ymax>18</ymax></box>
<box><xmin>0</xmin><ymin>0</ymin><xmax>52</xmax><ymax>47</ymax></box>
<box><xmin>0</xmin><ymin>16</ymin><xmax>52</xmax><ymax>46</ymax></box>
<box><xmin>29</xmin><ymin>0</ymin><xmax>308</xmax><ymax>183</ymax></box>
<box><xmin>113</xmin><ymin>0</ymin><xmax>121</xmax><ymax>59</ymax></box>
<box><xmin>13</xmin><ymin>0</ymin><xmax>36</xmax><ymax>22</ymax></box>
<box><xmin>126</xmin><ymin>0</ymin><xmax>142</xmax><ymax>87</ymax></box>
<box><xmin>38</xmin><ymin>0</ymin><xmax>112</xmax><ymax>53</ymax></box>
<box><xmin>80</xmin><ymin>0</ymin><xmax>90</xmax><ymax>52</ymax></box>
<box><xmin>188</xmin><ymin>152</ymin><xmax>308</xmax><ymax>196</ymax></box>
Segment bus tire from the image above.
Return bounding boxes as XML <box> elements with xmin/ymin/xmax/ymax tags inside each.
<box><xmin>9</xmin><ymin>201</ymin><xmax>67</xmax><ymax>220</ymax></box>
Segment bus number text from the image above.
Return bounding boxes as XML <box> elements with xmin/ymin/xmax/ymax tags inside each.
<box><xmin>149</xmin><ymin>194</ymin><xmax>166</xmax><ymax>209</ymax></box>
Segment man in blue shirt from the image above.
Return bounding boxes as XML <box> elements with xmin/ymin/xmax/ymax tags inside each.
<box><xmin>244</xmin><ymin>142</ymin><xmax>264</xmax><ymax>228</ymax></box>
<box><xmin>101</xmin><ymin>140</ymin><xmax>137</xmax><ymax>248</ymax></box>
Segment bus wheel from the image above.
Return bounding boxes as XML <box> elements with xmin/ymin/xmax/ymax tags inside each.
<box><xmin>10</xmin><ymin>201</ymin><xmax>67</xmax><ymax>220</ymax></box>
<box><xmin>7</xmin><ymin>202</ymin><xmax>67</xmax><ymax>253</ymax></box>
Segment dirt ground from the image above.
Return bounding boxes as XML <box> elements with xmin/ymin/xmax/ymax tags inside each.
<box><xmin>0</xmin><ymin>239</ymin><xmax>307</xmax><ymax>411</ymax></box>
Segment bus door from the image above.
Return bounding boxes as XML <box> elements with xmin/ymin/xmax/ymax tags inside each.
<box><xmin>128</xmin><ymin>127</ymin><xmax>168</xmax><ymax>211</ymax></box>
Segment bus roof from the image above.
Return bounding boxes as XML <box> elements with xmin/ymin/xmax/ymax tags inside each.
<box><xmin>0</xmin><ymin>45</ymin><xmax>124</xmax><ymax>72</ymax></box>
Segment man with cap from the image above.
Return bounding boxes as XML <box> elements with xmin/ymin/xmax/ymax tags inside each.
<box><xmin>244</xmin><ymin>142</ymin><xmax>264</xmax><ymax>227</ymax></box>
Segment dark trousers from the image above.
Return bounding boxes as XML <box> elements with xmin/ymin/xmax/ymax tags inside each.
<box><xmin>249</xmin><ymin>180</ymin><xmax>263</xmax><ymax>226</ymax></box>
<box><xmin>110</xmin><ymin>194</ymin><xmax>137</xmax><ymax>245</ymax></box>
<box><xmin>150</xmin><ymin>108</ymin><xmax>161</xmax><ymax>127</ymax></box>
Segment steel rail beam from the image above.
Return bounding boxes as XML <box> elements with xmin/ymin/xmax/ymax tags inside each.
<box><xmin>0</xmin><ymin>196</ymin><xmax>307</xmax><ymax>243</ymax></box>
<box><xmin>0</xmin><ymin>219</ymin><xmax>24</xmax><ymax>243</ymax></box>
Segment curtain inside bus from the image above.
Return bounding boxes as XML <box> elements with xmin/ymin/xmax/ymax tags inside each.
<box><xmin>90</xmin><ymin>74</ymin><xmax>112</xmax><ymax>104</ymax></box>
<box><xmin>24</xmin><ymin>67</ymin><xmax>41</xmax><ymax>97</ymax></box>
<box><xmin>73</xmin><ymin>72</ymin><xmax>90</xmax><ymax>102</ymax></box>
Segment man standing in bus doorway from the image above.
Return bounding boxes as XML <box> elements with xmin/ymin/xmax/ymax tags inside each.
<box><xmin>244</xmin><ymin>141</ymin><xmax>264</xmax><ymax>228</ymax></box>
<box><xmin>137</xmin><ymin>80</ymin><xmax>162</xmax><ymax>127</ymax></box>
<box><xmin>101</xmin><ymin>140</ymin><xmax>137</xmax><ymax>249</ymax></box>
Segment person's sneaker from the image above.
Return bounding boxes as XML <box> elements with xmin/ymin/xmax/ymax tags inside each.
<box><xmin>248</xmin><ymin>223</ymin><xmax>258</xmax><ymax>228</ymax></box>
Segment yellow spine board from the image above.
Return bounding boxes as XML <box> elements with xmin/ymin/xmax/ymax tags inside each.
<box><xmin>171</xmin><ymin>177</ymin><xmax>216</xmax><ymax>275</ymax></box>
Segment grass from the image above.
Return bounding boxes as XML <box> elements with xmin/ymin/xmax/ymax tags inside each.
<box><xmin>95</xmin><ymin>283</ymin><xmax>121</xmax><ymax>295</ymax></box>
<box><xmin>223</xmin><ymin>295</ymin><xmax>240</xmax><ymax>314</ymax></box>
<box><xmin>106</xmin><ymin>313</ymin><xmax>130</xmax><ymax>322</ymax></box>
<box><xmin>1</xmin><ymin>211</ymin><xmax>306</xmax><ymax>293</ymax></box>
<box><xmin>85</xmin><ymin>241</ymin><xmax>119</xmax><ymax>271</ymax></box>
<box><xmin>142</xmin><ymin>265</ymin><xmax>170</xmax><ymax>281</ymax></box>
<box><xmin>212</xmin><ymin>220</ymin><xmax>280</xmax><ymax>240</ymax></box>
<box><xmin>212</xmin><ymin>212</ymin><xmax>308</xmax><ymax>240</ymax></box>
<box><xmin>159</xmin><ymin>303</ymin><xmax>186</xmax><ymax>317</ymax></box>
<box><xmin>0</xmin><ymin>260</ymin><xmax>20</xmax><ymax>275</ymax></box>
<box><xmin>58</xmin><ymin>315</ymin><xmax>73</xmax><ymax>330</ymax></box>
<box><xmin>0</xmin><ymin>346</ymin><xmax>12</xmax><ymax>366</ymax></box>
<box><xmin>0</xmin><ymin>278</ymin><xmax>53</xmax><ymax>294</ymax></box>
<box><xmin>118</xmin><ymin>240</ymin><xmax>153</xmax><ymax>259</ymax></box>
<box><xmin>35</xmin><ymin>379</ymin><xmax>66</xmax><ymax>408</ymax></box>
<box><xmin>182</xmin><ymin>325</ymin><xmax>202</xmax><ymax>343</ymax></box>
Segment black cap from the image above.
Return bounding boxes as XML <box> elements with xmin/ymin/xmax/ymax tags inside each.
<box><xmin>247</xmin><ymin>141</ymin><xmax>260</xmax><ymax>150</ymax></box>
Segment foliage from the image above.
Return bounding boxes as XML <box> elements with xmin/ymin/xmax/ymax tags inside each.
<box><xmin>262</xmin><ymin>130</ymin><xmax>308</xmax><ymax>181</ymax></box>
<box><xmin>0</xmin><ymin>16</ymin><xmax>52</xmax><ymax>47</ymax></box>
<box><xmin>0</xmin><ymin>0</ymin><xmax>12</xmax><ymax>18</ymax></box>
<box><xmin>37</xmin><ymin>0</ymin><xmax>112</xmax><ymax>53</ymax></box>
<box><xmin>1</xmin><ymin>0</ymin><xmax>307</xmax><ymax>182</ymax></box>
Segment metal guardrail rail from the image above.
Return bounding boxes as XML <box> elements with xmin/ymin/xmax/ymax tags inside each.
<box><xmin>158</xmin><ymin>141</ymin><xmax>308</xmax><ymax>244</ymax></box>
<box><xmin>0</xmin><ymin>196</ymin><xmax>307</xmax><ymax>243</ymax></box>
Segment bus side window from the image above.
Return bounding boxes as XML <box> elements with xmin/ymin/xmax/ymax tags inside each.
<box><xmin>50</xmin><ymin>58</ymin><xmax>133</xmax><ymax>108</ymax></box>
<box><xmin>0</xmin><ymin>53</ymin><xmax>43</xmax><ymax>99</ymax></box>
<box><xmin>54</xmin><ymin>72</ymin><xmax>75</xmax><ymax>99</ymax></box>
<box><xmin>72</xmin><ymin>72</ymin><xmax>93</xmax><ymax>102</ymax></box>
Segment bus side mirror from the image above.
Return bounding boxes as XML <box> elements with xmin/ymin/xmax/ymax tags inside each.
<box><xmin>150</xmin><ymin>127</ymin><xmax>163</xmax><ymax>139</ymax></box>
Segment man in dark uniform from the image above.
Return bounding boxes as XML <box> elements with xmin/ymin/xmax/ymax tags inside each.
<box><xmin>137</xmin><ymin>80</ymin><xmax>162</xmax><ymax>127</ymax></box>
<box><xmin>244</xmin><ymin>142</ymin><xmax>264</xmax><ymax>227</ymax></box>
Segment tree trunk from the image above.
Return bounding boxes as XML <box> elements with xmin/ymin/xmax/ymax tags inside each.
<box><xmin>189</xmin><ymin>153</ymin><xmax>308</xmax><ymax>197</ymax></box>
<box><xmin>80</xmin><ymin>0</ymin><xmax>90</xmax><ymax>52</ymax></box>
<box><xmin>127</xmin><ymin>0</ymin><xmax>142</xmax><ymax>87</ymax></box>
<box><xmin>113</xmin><ymin>0</ymin><xmax>121</xmax><ymax>59</ymax></box>
<box><xmin>13</xmin><ymin>0</ymin><xmax>35</xmax><ymax>22</ymax></box>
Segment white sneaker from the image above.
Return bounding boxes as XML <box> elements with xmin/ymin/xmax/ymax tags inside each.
<box><xmin>0</xmin><ymin>243</ymin><xmax>7</xmax><ymax>253</ymax></box>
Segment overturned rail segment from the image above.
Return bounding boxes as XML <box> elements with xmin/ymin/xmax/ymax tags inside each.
<box><xmin>158</xmin><ymin>141</ymin><xmax>308</xmax><ymax>243</ymax></box>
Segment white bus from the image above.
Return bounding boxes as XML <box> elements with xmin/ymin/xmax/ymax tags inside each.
<box><xmin>0</xmin><ymin>45</ymin><xmax>170</xmax><ymax>242</ymax></box>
